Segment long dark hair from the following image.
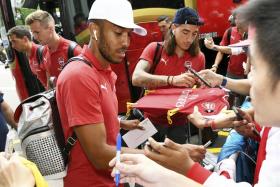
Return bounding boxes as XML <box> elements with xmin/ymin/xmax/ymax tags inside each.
<box><xmin>164</xmin><ymin>25</ymin><xmax>201</xmax><ymax>57</ymax></box>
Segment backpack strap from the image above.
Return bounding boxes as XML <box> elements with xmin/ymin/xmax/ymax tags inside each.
<box><xmin>242</xmin><ymin>32</ymin><xmax>248</xmax><ymax>40</ymax></box>
<box><xmin>227</xmin><ymin>27</ymin><xmax>232</xmax><ymax>45</ymax></box>
<box><xmin>62</xmin><ymin>56</ymin><xmax>91</xmax><ymax>160</ymax></box>
<box><xmin>67</xmin><ymin>41</ymin><xmax>78</xmax><ymax>59</ymax></box>
<box><xmin>150</xmin><ymin>42</ymin><xmax>163</xmax><ymax>74</ymax></box>
<box><xmin>137</xmin><ymin>43</ymin><xmax>164</xmax><ymax>99</ymax></box>
<box><xmin>36</xmin><ymin>45</ymin><xmax>44</xmax><ymax>65</ymax></box>
<box><xmin>124</xmin><ymin>55</ymin><xmax>137</xmax><ymax>102</ymax></box>
<box><xmin>48</xmin><ymin>93</ymin><xmax>71</xmax><ymax>165</ymax></box>
<box><xmin>63</xmin><ymin>133</ymin><xmax>77</xmax><ymax>162</ymax></box>
<box><xmin>124</xmin><ymin>43</ymin><xmax>163</xmax><ymax>102</ymax></box>
<box><xmin>64</xmin><ymin>56</ymin><xmax>92</xmax><ymax>69</ymax></box>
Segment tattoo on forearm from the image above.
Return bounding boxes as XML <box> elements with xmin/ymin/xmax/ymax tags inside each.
<box><xmin>134</xmin><ymin>60</ymin><xmax>168</xmax><ymax>88</ymax></box>
<box><xmin>140</xmin><ymin>77</ymin><xmax>168</xmax><ymax>89</ymax></box>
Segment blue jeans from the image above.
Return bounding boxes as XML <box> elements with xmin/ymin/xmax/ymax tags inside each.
<box><xmin>218</xmin><ymin>130</ymin><xmax>245</xmax><ymax>161</ymax></box>
<box><xmin>218</xmin><ymin>130</ymin><xmax>258</xmax><ymax>183</ymax></box>
<box><xmin>0</xmin><ymin>112</ymin><xmax>8</xmax><ymax>151</ymax></box>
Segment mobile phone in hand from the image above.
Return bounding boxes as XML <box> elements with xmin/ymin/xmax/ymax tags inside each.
<box><xmin>145</xmin><ymin>141</ymin><xmax>165</xmax><ymax>150</ymax></box>
<box><xmin>232</xmin><ymin>107</ymin><xmax>260</xmax><ymax>137</ymax></box>
<box><xmin>184</xmin><ymin>62</ymin><xmax>212</xmax><ymax>88</ymax></box>
<box><xmin>232</xmin><ymin>106</ymin><xmax>243</xmax><ymax>120</ymax></box>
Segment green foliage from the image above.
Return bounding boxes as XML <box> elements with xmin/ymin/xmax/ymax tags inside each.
<box><xmin>15</xmin><ymin>7</ymin><xmax>36</xmax><ymax>25</ymax></box>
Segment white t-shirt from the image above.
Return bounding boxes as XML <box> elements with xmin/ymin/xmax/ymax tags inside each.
<box><xmin>204</xmin><ymin>127</ymin><xmax>280</xmax><ymax>187</ymax></box>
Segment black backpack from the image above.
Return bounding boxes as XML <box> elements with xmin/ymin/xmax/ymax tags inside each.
<box><xmin>14</xmin><ymin>56</ymin><xmax>90</xmax><ymax>176</ymax></box>
<box><xmin>126</xmin><ymin>42</ymin><xmax>163</xmax><ymax>102</ymax></box>
<box><xmin>36</xmin><ymin>41</ymin><xmax>78</xmax><ymax>65</ymax></box>
<box><xmin>226</xmin><ymin>27</ymin><xmax>247</xmax><ymax>45</ymax></box>
<box><xmin>226</xmin><ymin>27</ymin><xmax>232</xmax><ymax>45</ymax></box>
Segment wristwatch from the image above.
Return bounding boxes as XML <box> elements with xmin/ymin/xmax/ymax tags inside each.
<box><xmin>221</xmin><ymin>77</ymin><xmax>227</xmax><ymax>87</ymax></box>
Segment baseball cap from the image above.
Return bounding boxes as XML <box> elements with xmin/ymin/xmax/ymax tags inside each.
<box><xmin>173</xmin><ymin>7</ymin><xmax>204</xmax><ymax>26</ymax></box>
<box><xmin>88</xmin><ymin>0</ymin><xmax>147</xmax><ymax>36</ymax></box>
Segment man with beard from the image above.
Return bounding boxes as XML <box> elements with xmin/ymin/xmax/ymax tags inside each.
<box><xmin>56</xmin><ymin>0</ymin><xmax>148</xmax><ymax>186</ymax></box>
<box><xmin>132</xmin><ymin>7</ymin><xmax>206</xmax><ymax>144</ymax></box>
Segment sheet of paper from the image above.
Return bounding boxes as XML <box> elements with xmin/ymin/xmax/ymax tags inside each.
<box><xmin>122</xmin><ymin>118</ymin><xmax>157</xmax><ymax>148</ymax></box>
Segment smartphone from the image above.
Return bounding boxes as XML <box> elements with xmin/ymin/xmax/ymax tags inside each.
<box><xmin>145</xmin><ymin>141</ymin><xmax>165</xmax><ymax>150</ymax></box>
<box><xmin>184</xmin><ymin>62</ymin><xmax>212</xmax><ymax>88</ymax></box>
<box><xmin>232</xmin><ymin>106</ymin><xmax>243</xmax><ymax>120</ymax></box>
<box><xmin>232</xmin><ymin>106</ymin><xmax>260</xmax><ymax>137</ymax></box>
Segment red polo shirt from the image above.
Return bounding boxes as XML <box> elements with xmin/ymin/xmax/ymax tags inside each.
<box><xmin>139</xmin><ymin>42</ymin><xmax>205</xmax><ymax>126</ymax></box>
<box><xmin>28</xmin><ymin>42</ymin><xmax>48</xmax><ymax>88</ymax></box>
<box><xmin>141</xmin><ymin>42</ymin><xmax>205</xmax><ymax>77</ymax></box>
<box><xmin>42</xmin><ymin>37</ymin><xmax>82</xmax><ymax>79</ymax></box>
<box><xmin>56</xmin><ymin>45</ymin><xmax>119</xmax><ymax>187</ymax></box>
<box><xmin>220</xmin><ymin>27</ymin><xmax>247</xmax><ymax>77</ymax></box>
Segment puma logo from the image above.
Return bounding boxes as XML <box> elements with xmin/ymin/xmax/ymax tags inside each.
<box><xmin>101</xmin><ymin>83</ymin><xmax>108</xmax><ymax>91</ymax></box>
<box><xmin>160</xmin><ymin>58</ymin><xmax>168</xmax><ymax>65</ymax></box>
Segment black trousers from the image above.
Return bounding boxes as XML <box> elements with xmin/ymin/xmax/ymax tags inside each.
<box><xmin>152</xmin><ymin>124</ymin><xmax>187</xmax><ymax>144</ymax></box>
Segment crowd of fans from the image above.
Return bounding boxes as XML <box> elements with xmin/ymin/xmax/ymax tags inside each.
<box><xmin>1</xmin><ymin>0</ymin><xmax>280</xmax><ymax>186</ymax></box>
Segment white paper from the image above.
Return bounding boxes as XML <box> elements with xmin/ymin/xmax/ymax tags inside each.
<box><xmin>122</xmin><ymin>118</ymin><xmax>157</xmax><ymax>148</ymax></box>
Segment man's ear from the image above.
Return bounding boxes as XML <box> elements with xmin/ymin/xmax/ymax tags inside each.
<box><xmin>89</xmin><ymin>22</ymin><xmax>100</xmax><ymax>41</ymax></box>
<box><xmin>23</xmin><ymin>36</ymin><xmax>30</xmax><ymax>42</ymax></box>
<box><xmin>89</xmin><ymin>22</ymin><xmax>98</xmax><ymax>35</ymax></box>
<box><xmin>48</xmin><ymin>24</ymin><xmax>55</xmax><ymax>32</ymax></box>
<box><xmin>171</xmin><ymin>24</ymin><xmax>176</xmax><ymax>34</ymax></box>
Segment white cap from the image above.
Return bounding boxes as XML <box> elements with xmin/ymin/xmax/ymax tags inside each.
<box><xmin>88</xmin><ymin>0</ymin><xmax>147</xmax><ymax>36</ymax></box>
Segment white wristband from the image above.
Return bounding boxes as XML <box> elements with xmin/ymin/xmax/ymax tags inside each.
<box><xmin>231</xmin><ymin>47</ymin><xmax>244</xmax><ymax>55</ymax></box>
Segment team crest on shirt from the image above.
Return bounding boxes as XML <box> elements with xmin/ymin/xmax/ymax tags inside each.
<box><xmin>58</xmin><ymin>57</ymin><xmax>66</xmax><ymax>71</ymax></box>
<box><xmin>100</xmin><ymin>83</ymin><xmax>108</xmax><ymax>92</ymax></box>
<box><xmin>32</xmin><ymin>60</ymin><xmax>40</xmax><ymax>70</ymax></box>
<box><xmin>202</xmin><ymin>102</ymin><xmax>215</xmax><ymax>113</ymax></box>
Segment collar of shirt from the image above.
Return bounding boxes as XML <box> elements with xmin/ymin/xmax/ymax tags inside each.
<box><xmin>29</xmin><ymin>42</ymin><xmax>38</xmax><ymax>59</ymax></box>
<box><xmin>47</xmin><ymin>36</ymin><xmax>65</xmax><ymax>54</ymax></box>
<box><xmin>81</xmin><ymin>45</ymin><xmax>113</xmax><ymax>73</ymax></box>
<box><xmin>170</xmin><ymin>50</ymin><xmax>192</xmax><ymax>62</ymax></box>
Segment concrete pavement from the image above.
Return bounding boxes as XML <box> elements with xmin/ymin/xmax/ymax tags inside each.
<box><xmin>0</xmin><ymin>63</ymin><xmax>20</xmax><ymax>110</ymax></box>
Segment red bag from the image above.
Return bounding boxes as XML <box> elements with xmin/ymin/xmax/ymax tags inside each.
<box><xmin>133</xmin><ymin>88</ymin><xmax>229</xmax><ymax>124</ymax></box>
